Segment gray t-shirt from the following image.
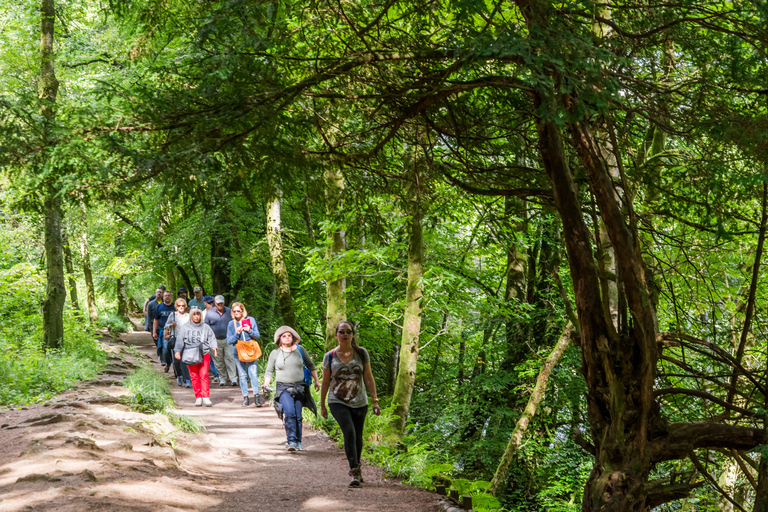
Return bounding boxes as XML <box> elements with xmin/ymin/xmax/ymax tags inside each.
<box><xmin>323</xmin><ymin>347</ymin><xmax>370</xmax><ymax>408</ymax></box>
<box><xmin>265</xmin><ymin>346</ymin><xmax>316</xmax><ymax>385</ymax></box>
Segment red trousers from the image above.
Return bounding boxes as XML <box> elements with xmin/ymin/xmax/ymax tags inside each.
<box><xmin>188</xmin><ymin>353</ymin><xmax>211</xmax><ymax>398</ymax></box>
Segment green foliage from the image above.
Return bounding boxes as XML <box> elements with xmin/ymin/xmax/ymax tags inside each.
<box><xmin>98</xmin><ymin>311</ymin><xmax>134</xmax><ymax>334</ymax></box>
<box><xmin>123</xmin><ymin>366</ymin><xmax>203</xmax><ymax>433</ymax></box>
<box><xmin>123</xmin><ymin>367</ymin><xmax>176</xmax><ymax>414</ymax></box>
<box><xmin>167</xmin><ymin>412</ymin><xmax>205</xmax><ymax>434</ymax></box>
<box><xmin>0</xmin><ymin>220</ymin><xmax>106</xmax><ymax>406</ymax></box>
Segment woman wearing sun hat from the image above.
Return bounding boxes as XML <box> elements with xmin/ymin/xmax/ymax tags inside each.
<box><xmin>263</xmin><ymin>326</ymin><xmax>319</xmax><ymax>451</ymax></box>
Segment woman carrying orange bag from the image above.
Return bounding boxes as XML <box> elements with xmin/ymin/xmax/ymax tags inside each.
<box><xmin>226</xmin><ymin>302</ymin><xmax>262</xmax><ymax>407</ymax></box>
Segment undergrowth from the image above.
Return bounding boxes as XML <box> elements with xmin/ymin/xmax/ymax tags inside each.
<box><xmin>0</xmin><ymin>311</ymin><xmax>107</xmax><ymax>406</ymax></box>
<box><xmin>302</xmin><ymin>389</ymin><xmax>504</xmax><ymax>512</ymax></box>
<box><xmin>123</xmin><ymin>367</ymin><xmax>204</xmax><ymax>433</ymax></box>
<box><xmin>99</xmin><ymin>312</ymin><xmax>134</xmax><ymax>335</ymax></box>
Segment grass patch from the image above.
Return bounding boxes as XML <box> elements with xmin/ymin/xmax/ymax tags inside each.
<box><xmin>123</xmin><ymin>367</ymin><xmax>204</xmax><ymax>433</ymax></box>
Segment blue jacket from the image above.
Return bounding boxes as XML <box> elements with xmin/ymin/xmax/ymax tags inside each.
<box><xmin>227</xmin><ymin>316</ymin><xmax>260</xmax><ymax>345</ymax></box>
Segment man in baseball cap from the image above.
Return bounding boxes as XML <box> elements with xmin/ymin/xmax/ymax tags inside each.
<box><xmin>188</xmin><ymin>286</ymin><xmax>205</xmax><ymax>310</ymax></box>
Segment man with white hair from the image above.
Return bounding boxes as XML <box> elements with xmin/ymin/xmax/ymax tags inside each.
<box><xmin>204</xmin><ymin>295</ymin><xmax>237</xmax><ymax>386</ymax></box>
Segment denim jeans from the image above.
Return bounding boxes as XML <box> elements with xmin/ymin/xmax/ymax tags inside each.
<box><xmin>329</xmin><ymin>402</ymin><xmax>368</xmax><ymax>469</ymax></box>
<box><xmin>155</xmin><ymin>327</ymin><xmax>163</xmax><ymax>358</ymax></box>
<box><xmin>279</xmin><ymin>390</ymin><xmax>303</xmax><ymax>443</ymax></box>
<box><xmin>209</xmin><ymin>358</ymin><xmax>219</xmax><ymax>378</ymax></box>
<box><xmin>236</xmin><ymin>359</ymin><xmax>259</xmax><ymax>397</ymax></box>
<box><xmin>160</xmin><ymin>328</ymin><xmax>173</xmax><ymax>367</ymax></box>
<box><xmin>173</xmin><ymin>356</ymin><xmax>191</xmax><ymax>381</ymax></box>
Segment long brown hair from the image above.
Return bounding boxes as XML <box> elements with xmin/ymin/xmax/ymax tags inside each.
<box><xmin>335</xmin><ymin>320</ymin><xmax>361</xmax><ymax>353</ymax></box>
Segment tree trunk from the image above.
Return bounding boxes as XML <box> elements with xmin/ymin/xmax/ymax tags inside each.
<box><xmin>389</xmin><ymin>176</ymin><xmax>425</xmax><ymax>439</ymax></box>
<box><xmin>503</xmin><ymin>196</ymin><xmax>527</xmax><ymax>368</ymax></box>
<box><xmin>211</xmin><ymin>234</ymin><xmax>231</xmax><ymax>299</ymax></box>
<box><xmin>324</xmin><ymin>167</ymin><xmax>346</xmax><ymax>350</ymax></box>
<box><xmin>717</xmin><ymin>458</ymin><xmax>738</xmax><ymax>512</ymax></box>
<box><xmin>43</xmin><ymin>193</ymin><xmax>65</xmax><ymax>349</ymax></box>
<box><xmin>166</xmin><ymin>267</ymin><xmax>177</xmax><ymax>298</ymax></box>
<box><xmin>490</xmin><ymin>322</ymin><xmax>574</xmax><ymax>494</ymax></box>
<box><xmin>40</xmin><ymin>0</ymin><xmax>64</xmax><ymax>350</ymax></box>
<box><xmin>62</xmin><ymin>228</ymin><xmax>79</xmax><ymax>312</ymax></box>
<box><xmin>115</xmin><ymin>233</ymin><xmax>130</xmax><ymax>321</ymax></box>
<box><xmin>176</xmin><ymin>264</ymin><xmax>194</xmax><ymax>295</ymax></box>
<box><xmin>385</xmin><ymin>334</ymin><xmax>400</xmax><ymax>395</ymax></box>
<box><xmin>79</xmin><ymin>219</ymin><xmax>98</xmax><ymax>323</ymax></box>
<box><xmin>266</xmin><ymin>189</ymin><xmax>297</xmax><ymax>329</ymax></box>
<box><xmin>190</xmin><ymin>261</ymin><xmax>204</xmax><ymax>292</ymax></box>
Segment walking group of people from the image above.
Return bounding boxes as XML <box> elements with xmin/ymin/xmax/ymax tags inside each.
<box><xmin>142</xmin><ymin>286</ymin><xmax>381</xmax><ymax>487</ymax></box>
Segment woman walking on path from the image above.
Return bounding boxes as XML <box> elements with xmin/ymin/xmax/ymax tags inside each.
<box><xmin>263</xmin><ymin>326</ymin><xmax>320</xmax><ymax>451</ymax></box>
<box><xmin>320</xmin><ymin>320</ymin><xmax>381</xmax><ymax>488</ymax></box>
<box><xmin>227</xmin><ymin>302</ymin><xmax>263</xmax><ymax>407</ymax></box>
<box><xmin>165</xmin><ymin>298</ymin><xmax>192</xmax><ymax>387</ymax></box>
<box><xmin>175</xmin><ymin>306</ymin><xmax>218</xmax><ymax>406</ymax></box>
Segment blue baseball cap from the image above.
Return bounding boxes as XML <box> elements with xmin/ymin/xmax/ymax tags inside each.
<box><xmin>203</xmin><ymin>295</ymin><xmax>214</xmax><ymax>303</ymax></box>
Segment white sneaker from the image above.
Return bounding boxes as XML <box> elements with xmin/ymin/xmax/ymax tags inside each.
<box><xmin>202</xmin><ymin>397</ymin><xmax>213</xmax><ymax>407</ymax></box>
<box><xmin>194</xmin><ymin>398</ymin><xmax>203</xmax><ymax>407</ymax></box>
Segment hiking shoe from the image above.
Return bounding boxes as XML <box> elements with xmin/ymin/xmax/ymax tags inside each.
<box><xmin>287</xmin><ymin>442</ymin><xmax>297</xmax><ymax>452</ymax></box>
<box><xmin>213</xmin><ymin>377</ymin><xmax>219</xmax><ymax>383</ymax></box>
<box><xmin>177</xmin><ymin>377</ymin><xmax>183</xmax><ymax>386</ymax></box>
<box><xmin>348</xmin><ymin>477</ymin><xmax>361</xmax><ymax>488</ymax></box>
<box><xmin>231</xmin><ymin>382</ymin><xmax>238</xmax><ymax>386</ymax></box>
<box><xmin>219</xmin><ymin>380</ymin><xmax>227</xmax><ymax>386</ymax></box>
<box><xmin>185</xmin><ymin>380</ymin><xmax>192</xmax><ymax>388</ymax></box>
<box><xmin>350</xmin><ymin>467</ymin><xmax>363</xmax><ymax>485</ymax></box>
<box><xmin>202</xmin><ymin>397</ymin><xmax>213</xmax><ymax>407</ymax></box>
<box><xmin>194</xmin><ymin>398</ymin><xmax>203</xmax><ymax>407</ymax></box>
<box><xmin>164</xmin><ymin>364</ymin><xmax>170</xmax><ymax>373</ymax></box>
<box><xmin>241</xmin><ymin>396</ymin><xmax>250</xmax><ymax>407</ymax></box>
<box><xmin>296</xmin><ymin>442</ymin><xmax>303</xmax><ymax>451</ymax></box>
<box><xmin>254</xmin><ymin>397</ymin><xmax>262</xmax><ymax>407</ymax></box>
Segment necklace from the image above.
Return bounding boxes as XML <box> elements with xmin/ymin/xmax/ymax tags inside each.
<box><xmin>280</xmin><ymin>347</ymin><xmax>296</xmax><ymax>365</ymax></box>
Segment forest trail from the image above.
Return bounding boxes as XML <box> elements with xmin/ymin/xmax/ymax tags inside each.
<box><xmin>0</xmin><ymin>327</ymin><xmax>442</xmax><ymax>512</ymax></box>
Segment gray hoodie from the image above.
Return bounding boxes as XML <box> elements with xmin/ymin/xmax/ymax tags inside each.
<box><xmin>175</xmin><ymin>318</ymin><xmax>217</xmax><ymax>356</ymax></box>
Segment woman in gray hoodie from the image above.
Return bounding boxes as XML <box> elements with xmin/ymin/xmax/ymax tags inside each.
<box><xmin>175</xmin><ymin>306</ymin><xmax>218</xmax><ymax>406</ymax></box>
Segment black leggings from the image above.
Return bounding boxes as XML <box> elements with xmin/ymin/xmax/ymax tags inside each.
<box><xmin>329</xmin><ymin>402</ymin><xmax>368</xmax><ymax>469</ymax></box>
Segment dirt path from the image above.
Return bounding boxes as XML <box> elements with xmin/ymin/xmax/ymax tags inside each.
<box><xmin>0</xmin><ymin>327</ymin><xmax>442</xmax><ymax>512</ymax></box>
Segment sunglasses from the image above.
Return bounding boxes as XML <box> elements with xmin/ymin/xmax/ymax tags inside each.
<box><xmin>337</xmin><ymin>329</ymin><xmax>354</xmax><ymax>335</ymax></box>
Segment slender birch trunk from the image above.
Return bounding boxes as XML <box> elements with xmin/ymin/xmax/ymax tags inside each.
<box><xmin>80</xmin><ymin>225</ymin><xmax>98</xmax><ymax>323</ymax></box>
<box><xmin>324</xmin><ymin>167</ymin><xmax>346</xmax><ymax>350</ymax></box>
<box><xmin>389</xmin><ymin>177</ymin><xmax>425</xmax><ymax>439</ymax></box>
<box><xmin>266</xmin><ymin>189</ymin><xmax>297</xmax><ymax>329</ymax></box>
<box><xmin>490</xmin><ymin>322</ymin><xmax>573</xmax><ymax>494</ymax></box>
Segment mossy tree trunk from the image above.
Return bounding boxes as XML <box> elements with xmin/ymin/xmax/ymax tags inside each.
<box><xmin>324</xmin><ymin>167</ymin><xmax>346</xmax><ymax>350</ymax></box>
<box><xmin>266</xmin><ymin>188</ymin><xmax>297</xmax><ymax>329</ymax></box>
<box><xmin>389</xmin><ymin>175</ymin><xmax>424</xmax><ymax>439</ymax></box>
<box><xmin>40</xmin><ymin>0</ymin><xmax>64</xmax><ymax>350</ymax></box>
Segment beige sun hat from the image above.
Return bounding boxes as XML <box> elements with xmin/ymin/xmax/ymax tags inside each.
<box><xmin>273</xmin><ymin>325</ymin><xmax>301</xmax><ymax>345</ymax></box>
